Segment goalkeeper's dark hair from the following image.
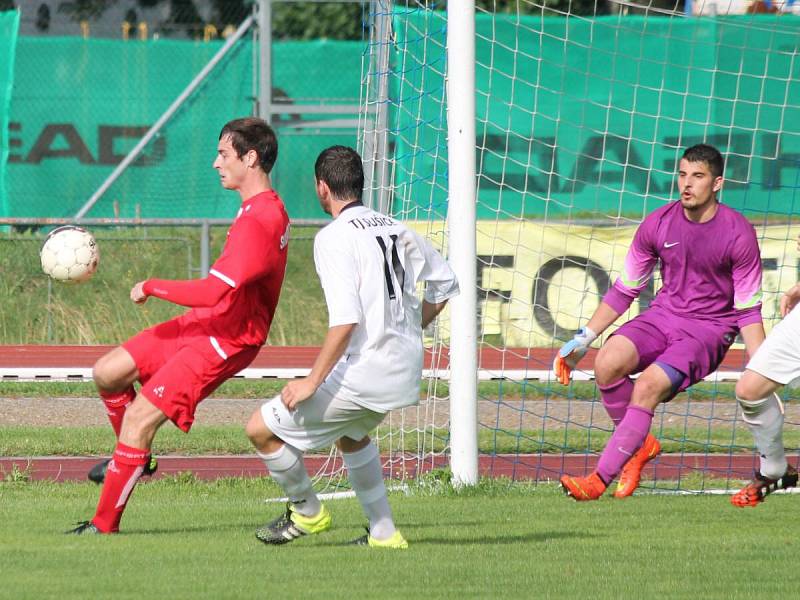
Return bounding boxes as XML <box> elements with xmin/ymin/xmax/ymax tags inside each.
<box><xmin>219</xmin><ymin>117</ymin><xmax>278</xmax><ymax>175</ymax></box>
<box><xmin>682</xmin><ymin>144</ymin><xmax>724</xmax><ymax>179</ymax></box>
<box><xmin>315</xmin><ymin>145</ymin><xmax>364</xmax><ymax>202</ymax></box>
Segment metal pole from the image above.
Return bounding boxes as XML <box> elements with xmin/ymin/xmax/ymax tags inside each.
<box><xmin>74</xmin><ymin>15</ymin><xmax>255</xmax><ymax>221</ymax></box>
<box><xmin>446</xmin><ymin>1</ymin><xmax>478</xmax><ymax>487</ymax></box>
<box><xmin>258</xmin><ymin>0</ymin><xmax>273</xmax><ymax>124</ymax></box>
<box><xmin>362</xmin><ymin>0</ymin><xmax>392</xmax><ymax>214</ymax></box>
<box><xmin>200</xmin><ymin>220</ymin><xmax>210</xmax><ymax>277</ymax></box>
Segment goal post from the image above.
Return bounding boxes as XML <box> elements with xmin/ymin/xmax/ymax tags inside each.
<box><xmin>446</xmin><ymin>1</ymin><xmax>479</xmax><ymax>486</ymax></box>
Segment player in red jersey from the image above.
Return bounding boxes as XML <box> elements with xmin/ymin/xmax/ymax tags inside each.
<box><xmin>68</xmin><ymin>117</ymin><xmax>290</xmax><ymax>534</ymax></box>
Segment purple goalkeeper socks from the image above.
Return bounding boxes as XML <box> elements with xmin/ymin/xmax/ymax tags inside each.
<box><xmin>596</xmin><ymin>405</ymin><xmax>654</xmax><ymax>484</ymax></box>
<box><xmin>599</xmin><ymin>377</ymin><xmax>634</xmax><ymax>425</ymax></box>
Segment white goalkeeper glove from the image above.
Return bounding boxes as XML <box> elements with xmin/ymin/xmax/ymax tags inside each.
<box><xmin>553</xmin><ymin>326</ymin><xmax>597</xmax><ymax>385</ymax></box>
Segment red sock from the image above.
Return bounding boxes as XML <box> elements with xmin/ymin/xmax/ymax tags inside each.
<box><xmin>91</xmin><ymin>442</ymin><xmax>150</xmax><ymax>533</ymax></box>
<box><xmin>100</xmin><ymin>387</ymin><xmax>135</xmax><ymax>437</ymax></box>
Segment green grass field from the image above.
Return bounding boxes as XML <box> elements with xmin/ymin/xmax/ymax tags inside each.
<box><xmin>2</xmin><ymin>227</ymin><xmax>797</xmax><ymax>597</ymax></box>
<box><xmin>1</xmin><ymin>477</ymin><xmax>797</xmax><ymax>599</ymax></box>
<box><xmin>4</xmin><ymin>379</ymin><xmax>798</xmax><ymax>457</ymax></box>
<box><xmin>3</xmin><ymin>422</ymin><xmax>797</xmax><ymax>457</ymax></box>
<box><xmin>0</xmin><ymin>227</ymin><xmax>327</xmax><ymax>345</ymax></box>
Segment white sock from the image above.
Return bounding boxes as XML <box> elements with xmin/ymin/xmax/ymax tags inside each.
<box><xmin>342</xmin><ymin>443</ymin><xmax>396</xmax><ymax>541</ymax></box>
<box><xmin>258</xmin><ymin>444</ymin><xmax>321</xmax><ymax>517</ymax></box>
<box><xmin>738</xmin><ymin>393</ymin><xmax>788</xmax><ymax>479</ymax></box>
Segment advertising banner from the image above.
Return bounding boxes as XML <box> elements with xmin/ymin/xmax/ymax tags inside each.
<box><xmin>415</xmin><ymin>220</ymin><xmax>800</xmax><ymax>347</ymax></box>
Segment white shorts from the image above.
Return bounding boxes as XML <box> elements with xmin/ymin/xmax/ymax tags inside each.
<box><xmin>260</xmin><ymin>383</ymin><xmax>386</xmax><ymax>452</ymax></box>
<box><xmin>746</xmin><ymin>304</ymin><xmax>800</xmax><ymax>385</ymax></box>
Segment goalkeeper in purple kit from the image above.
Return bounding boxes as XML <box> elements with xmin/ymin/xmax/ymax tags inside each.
<box><xmin>555</xmin><ymin>144</ymin><xmax>769</xmax><ymax>501</ymax></box>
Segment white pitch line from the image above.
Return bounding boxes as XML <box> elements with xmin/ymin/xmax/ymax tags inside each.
<box><xmin>0</xmin><ymin>367</ymin><xmax>746</xmax><ymax>382</ymax></box>
<box><xmin>264</xmin><ymin>484</ymin><xmax>410</xmax><ymax>503</ymax></box>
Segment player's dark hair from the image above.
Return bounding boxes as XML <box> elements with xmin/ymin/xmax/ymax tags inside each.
<box><xmin>682</xmin><ymin>144</ymin><xmax>724</xmax><ymax>179</ymax></box>
<box><xmin>315</xmin><ymin>145</ymin><xmax>364</xmax><ymax>202</ymax></box>
<box><xmin>219</xmin><ymin>117</ymin><xmax>278</xmax><ymax>175</ymax></box>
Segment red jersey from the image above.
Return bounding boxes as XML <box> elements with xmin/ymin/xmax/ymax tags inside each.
<box><xmin>145</xmin><ymin>190</ymin><xmax>289</xmax><ymax>347</ymax></box>
<box><xmin>195</xmin><ymin>190</ymin><xmax>289</xmax><ymax>346</ymax></box>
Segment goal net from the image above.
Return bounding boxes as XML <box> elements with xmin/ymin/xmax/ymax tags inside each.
<box><xmin>361</xmin><ymin>1</ymin><xmax>800</xmax><ymax>492</ymax></box>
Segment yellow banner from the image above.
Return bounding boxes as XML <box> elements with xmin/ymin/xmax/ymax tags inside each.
<box><xmin>413</xmin><ymin>221</ymin><xmax>800</xmax><ymax>348</ymax></box>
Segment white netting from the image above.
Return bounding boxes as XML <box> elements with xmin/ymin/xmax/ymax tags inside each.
<box><xmin>358</xmin><ymin>1</ymin><xmax>800</xmax><ymax>490</ymax></box>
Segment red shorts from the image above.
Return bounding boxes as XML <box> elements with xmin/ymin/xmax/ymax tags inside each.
<box><xmin>123</xmin><ymin>315</ymin><xmax>259</xmax><ymax>432</ymax></box>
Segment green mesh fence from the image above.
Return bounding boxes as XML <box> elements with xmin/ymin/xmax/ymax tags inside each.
<box><xmin>5</xmin><ymin>37</ymin><xmax>364</xmax><ymax>220</ymax></box>
<box><xmin>390</xmin><ymin>12</ymin><xmax>800</xmax><ymax>221</ymax></box>
<box><xmin>0</xmin><ymin>10</ymin><xmax>19</xmax><ymax>218</ymax></box>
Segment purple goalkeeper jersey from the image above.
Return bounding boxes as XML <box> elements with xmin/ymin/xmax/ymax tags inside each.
<box><xmin>602</xmin><ymin>201</ymin><xmax>763</xmax><ymax>330</ymax></box>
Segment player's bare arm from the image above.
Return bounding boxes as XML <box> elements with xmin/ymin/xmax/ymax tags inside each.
<box><xmin>584</xmin><ymin>301</ymin><xmax>623</xmax><ymax>339</ymax></box>
<box><xmin>421</xmin><ymin>299</ymin><xmax>449</xmax><ymax>329</ymax></box>
<box><xmin>281</xmin><ymin>323</ymin><xmax>357</xmax><ymax>410</ymax></box>
<box><xmin>130</xmin><ymin>281</ymin><xmax>148</xmax><ymax>304</ymax></box>
<box><xmin>739</xmin><ymin>321</ymin><xmax>766</xmax><ymax>360</ymax></box>
<box><xmin>780</xmin><ymin>282</ymin><xmax>800</xmax><ymax>317</ymax></box>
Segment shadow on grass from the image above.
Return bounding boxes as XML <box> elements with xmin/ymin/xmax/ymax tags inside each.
<box><xmin>120</xmin><ymin>523</ymin><xmax>251</xmax><ymax>536</ymax></box>
<box><xmin>306</xmin><ymin>528</ymin><xmax>596</xmax><ymax>548</ymax></box>
<box><xmin>411</xmin><ymin>529</ymin><xmax>597</xmax><ymax>546</ymax></box>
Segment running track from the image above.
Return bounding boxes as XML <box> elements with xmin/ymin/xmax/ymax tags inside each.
<box><xmin>2</xmin><ymin>344</ymin><xmax>779</xmax><ymax>483</ymax></box>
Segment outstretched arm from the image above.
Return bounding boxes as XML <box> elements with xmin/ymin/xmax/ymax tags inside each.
<box><xmin>130</xmin><ymin>276</ymin><xmax>231</xmax><ymax>307</ymax></box>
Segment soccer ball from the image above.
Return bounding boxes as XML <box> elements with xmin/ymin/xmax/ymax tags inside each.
<box><xmin>40</xmin><ymin>225</ymin><xmax>99</xmax><ymax>283</ymax></box>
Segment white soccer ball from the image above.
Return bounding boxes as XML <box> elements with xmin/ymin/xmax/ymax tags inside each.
<box><xmin>40</xmin><ymin>226</ymin><xmax>100</xmax><ymax>283</ymax></box>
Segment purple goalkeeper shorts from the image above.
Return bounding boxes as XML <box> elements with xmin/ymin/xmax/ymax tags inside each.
<box><xmin>611</xmin><ymin>305</ymin><xmax>737</xmax><ymax>393</ymax></box>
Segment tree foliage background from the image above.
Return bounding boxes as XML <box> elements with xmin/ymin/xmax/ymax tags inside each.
<box><xmin>2</xmin><ymin>1</ymin><xmax>687</xmax><ymax>39</ymax></box>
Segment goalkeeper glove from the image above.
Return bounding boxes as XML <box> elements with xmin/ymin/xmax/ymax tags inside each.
<box><xmin>553</xmin><ymin>326</ymin><xmax>597</xmax><ymax>385</ymax></box>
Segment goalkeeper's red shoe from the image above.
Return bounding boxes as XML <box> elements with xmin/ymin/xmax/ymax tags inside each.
<box><xmin>613</xmin><ymin>433</ymin><xmax>661</xmax><ymax>499</ymax></box>
<box><xmin>730</xmin><ymin>465</ymin><xmax>798</xmax><ymax>508</ymax></box>
<box><xmin>560</xmin><ymin>472</ymin><xmax>606</xmax><ymax>501</ymax></box>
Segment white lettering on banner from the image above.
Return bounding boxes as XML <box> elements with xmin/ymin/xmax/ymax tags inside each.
<box><xmin>410</xmin><ymin>221</ymin><xmax>798</xmax><ymax>348</ymax></box>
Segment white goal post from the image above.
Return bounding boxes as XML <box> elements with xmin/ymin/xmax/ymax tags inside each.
<box><xmin>446</xmin><ymin>1</ymin><xmax>479</xmax><ymax>486</ymax></box>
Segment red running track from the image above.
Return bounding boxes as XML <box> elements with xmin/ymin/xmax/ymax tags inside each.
<box><xmin>1</xmin><ymin>344</ymin><xmax>758</xmax><ymax>483</ymax></box>
<box><xmin>0</xmin><ymin>344</ymin><xmax>752</xmax><ymax>372</ymax></box>
<box><xmin>2</xmin><ymin>453</ymin><xmax>791</xmax><ymax>483</ymax></box>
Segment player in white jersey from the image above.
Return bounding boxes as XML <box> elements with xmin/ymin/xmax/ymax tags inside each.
<box><xmin>245</xmin><ymin>145</ymin><xmax>459</xmax><ymax>548</ymax></box>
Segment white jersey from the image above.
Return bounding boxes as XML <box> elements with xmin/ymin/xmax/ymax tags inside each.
<box><xmin>313</xmin><ymin>203</ymin><xmax>459</xmax><ymax>412</ymax></box>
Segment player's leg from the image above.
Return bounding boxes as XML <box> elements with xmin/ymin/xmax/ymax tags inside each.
<box><xmin>737</xmin><ymin>371</ymin><xmax>787</xmax><ymax>478</ymax></box>
<box><xmin>730</xmin><ymin>315</ymin><xmax>800</xmax><ymax>506</ymax></box>
<box><xmin>561</xmin><ymin>319</ymin><xmax>663</xmax><ymax>501</ymax></box>
<box><xmin>337</xmin><ymin>435</ymin><xmax>407</xmax><ymax>549</ymax></box>
<box><xmin>732</xmin><ymin>371</ymin><xmax>796</xmax><ymax>506</ymax></box>
<box><xmin>92</xmin><ymin>346</ymin><xmax>138</xmax><ymax>437</ymax></box>
<box><xmin>88</xmin><ymin>329</ymin><xmax>173</xmax><ymax>483</ymax></box>
<box><xmin>246</xmin><ymin>409</ymin><xmax>323</xmax><ymax>517</ymax></box>
<box><xmin>594</xmin><ymin>334</ymin><xmax>640</xmax><ymax>425</ymax></box>
<box><xmin>69</xmin><ymin>393</ymin><xmax>167</xmax><ymax>534</ymax></box>
<box><xmin>245</xmin><ymin>405</ymin><xmax>330</xmax><ymax>545</ymax></box>
<box><xmin>597</xmin><ymin>364</ymin><xmax>672</xmax><ymax>480</ymax></box>
<box><xmin>71</xmin><ymin>335</ymin><xmax>241</xmax><ymax>534</ymax></box>
<box><xmin>561</xmin><ymin>363</ymin><xmax>672</xmax><ymax>501</ymax></box>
